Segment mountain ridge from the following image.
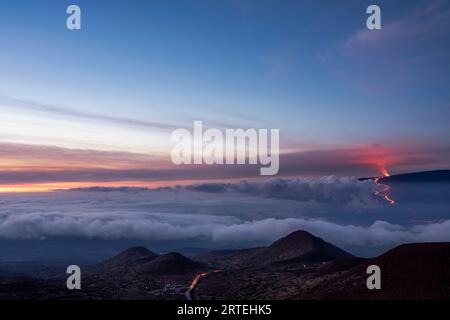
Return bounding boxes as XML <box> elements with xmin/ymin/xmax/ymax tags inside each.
<box><xmin>359</xmin><ymin>169</ymin><xmax>450</xmax><ymax>182</ymax></box>
<box><xmin>1</xmin><ymin>230</ymin><xmax>449</xmax><ymax>300</ymax></box>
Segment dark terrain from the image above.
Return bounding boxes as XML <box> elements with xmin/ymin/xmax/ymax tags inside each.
<box><xmin>0</xmin><ymin>230</ymin><xmax>448</xmax><ymax>300</ymax></box>
<box><xmin>195</xmin><ymin>240</ymin><xmax>450</xmax><ymax>299</ymax></box>
<box><xmin>360</xmin><ymin>169</ymin><xmax>450</xmax><ymax>183</ymax></box>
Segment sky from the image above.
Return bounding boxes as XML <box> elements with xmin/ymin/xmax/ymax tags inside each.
<box><xmin>0</xmin><ymin>0</ymin><xmax>450</xmax><ymax>191</ymax></box>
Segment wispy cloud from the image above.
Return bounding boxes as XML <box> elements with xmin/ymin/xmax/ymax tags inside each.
<box><xmin>0</xmin><ymin>94</ymin><xmax>181</xmax><ymax>132</ymax></box>
<box><xmin>319</xmin><ymin>0</ymin><xmax>450</xmax><ymax>94</ymax></box>
<box><xmin>340</xmin><ymin>0</ymin><xmax>450</xmax><ymax>54</ymax></box>
<box><xmin>0</xmin><ymin>141</ymin><xmax>449</xmax><ymax>187</ymax></box>
<box><xmin>0</xmin><ymin>142</ymin><xmax>165</xmax><ymax>170</ymax></box>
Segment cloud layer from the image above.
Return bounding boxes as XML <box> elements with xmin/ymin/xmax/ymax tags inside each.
<box><xmin>1</xmin><ymin>177</ymin><xmax>449</xmax><ymax>256</ymax></box>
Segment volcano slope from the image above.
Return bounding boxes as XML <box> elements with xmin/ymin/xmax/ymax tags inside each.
<box><xmin>194</xmin><ymin>239</ymin><xmax>450</xmax><ymax>300</ymax></box>
<box><xmin>0</xmin><ymin>247</ymin><xmax>209</xmax><ymax>300</ymax></box>
<box><xmin>0</xmin><ymin>231</ymin><xmax>448</xmax><ymax>300</ymax></box>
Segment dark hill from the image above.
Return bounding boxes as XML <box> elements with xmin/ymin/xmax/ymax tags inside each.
<box><xmin>360</xmin><ymin>170</ymin><xmax>450</xmax><ymax>183</ymax></box>
<box><xmin>249</xmin><ymin>230</ymin><xmax>352</xmax><ymax>266</ymax></box>
<box><xmin>380</xmin><ymin>170</ymin><xmax>450</xmax><ymax>183</ymax></box>
<box><xmin>88</xmin><ymin>246</ymin><xmax>159</xmax><ymax>275</ymax></box>
<box><xmin>199</xmin><ymin>230</ymin><xmax>352</xmax><ymax>268</ymax></box>
<box><xmin>195</xmin><ymin>242</ymin><xmax>450</xmax><ymax>300</ymax></box>
<box><xmin>304</xmin><ymin>242</ymin><xmax>450</xmax><ymax>299</ymax></box>
<box><xmin>99</xmin><ymin>246</ymin><xmax>158</xmax><ymax>265</ymax></box>
<box><xmin>138</xmin><ymin>252</ymin><xmax>207</xmax><ymax>275</ymax></box>
<box><xmin>360</xmin><ymin>242</ymin><xmax>450</xmax><ymax>298</ymax></box>
<box><xmin>1</xmin><ymin>232</ymin><xmax>448</xmax><ymax>300</ymax></box>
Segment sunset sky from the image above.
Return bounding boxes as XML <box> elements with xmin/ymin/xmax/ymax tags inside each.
<box><xmin>0</xmin><ymin>0</ymin><xmax>449</xmax><ymax>191</ymax></box>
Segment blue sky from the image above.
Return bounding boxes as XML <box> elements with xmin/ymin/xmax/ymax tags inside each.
<box><xmin>0</xmin><ymin>0</ymin><xmax>449</xmax><ymax>189</ymax></box>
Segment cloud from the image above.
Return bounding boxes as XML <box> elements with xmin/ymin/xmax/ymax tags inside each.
<box><xmin>2</xmin><ymin>141</ymin><xmax>450</xmax><ymax>187</ymax></box>
<box><xmin>63</xmin><ymin>186</ymin><xmax>150</xmax><ymax>193</ymax></box>
<box><xmin>0</xmin><ymin>94</ymin><xmax>181</xmax><ymax>132</ymax></box>
<box><xmin>341</xmin><ymin>0</ymin><xmax>450</xmax><ymax>53</ymax></box>
<box><xmin>0</xmin><ymin>94</ymin><xmax>264</xmax><ymax>138</ymax></box>
<box><xmin>0</xmin><ymin>142</ymin><xmax>164</xmax><ymax>170</ymax></box>
<box><xmin>68</xmin><ymin>176</ymin><xmax>382</xmax><ymax>210</ymax></box>
<box><xmin>0</xmin><ymin>198</ymin><xmax>449</xmax><ymax>249</ymax></box>
<box><xmin>183</xmin><ymin>176</ymin><xmax>379</xmax><ymax>206</ymax></box>
<box><xmin>319</xmin><ymin>0</ymin><xmax>450</xmax><ymax>94</ymax></box>
<box><xmin>0</xmin><ymin>177</ymin><xmax>449</xmax><ymax>256</ymax></box>
<box><xmin>210</xmin><ymin>218</ymin><xmax>450</xmax><ymax>247</ymax></box>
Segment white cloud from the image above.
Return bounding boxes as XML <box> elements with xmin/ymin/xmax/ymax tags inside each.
<box><xmin>0</xmin><ymin>177</ymin><xmax>449</xmax><ymax>252</ymax></box>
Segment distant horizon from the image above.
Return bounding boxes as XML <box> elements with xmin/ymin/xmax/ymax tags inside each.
<box><xmin>1</xmin><ymin>167</ymin><xmax>448</xmax><ymax>193</ymax></box>
<box><xmin>1</xmin><ymin>0</ymin><xmax>450</xmax><ymax>191</ymax></box>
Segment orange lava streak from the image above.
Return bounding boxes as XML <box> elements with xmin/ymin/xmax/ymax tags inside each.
<box><xmin>373</xmin><ymin>175</ymin><xmax>396</xmax><ymax>205</ymax></box>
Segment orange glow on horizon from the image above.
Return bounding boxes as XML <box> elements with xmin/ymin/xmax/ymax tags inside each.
<box><xmin>0</xmin><ymin>181</ymin><xmax>153</xmax><ymax>193</ymax></box>
<box><xmin>0</xmin><ymin>178</ymin><xmax>246</xmax><ymax>193</ymax></box>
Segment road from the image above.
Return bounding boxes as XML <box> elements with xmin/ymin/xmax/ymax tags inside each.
<box><xmin>185</xmin><ymin>269</ymin><xmax>222</xmax><ymax>300</ymax></box>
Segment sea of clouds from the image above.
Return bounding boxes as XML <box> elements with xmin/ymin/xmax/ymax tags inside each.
<box><xmin>1</xmin><ymin>177</ymin><xmax>449</xmax><ymax>256</ymax></box>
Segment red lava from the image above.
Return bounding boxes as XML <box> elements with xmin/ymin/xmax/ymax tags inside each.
<box><xmin>373</xmin><ymin>172</ymin><xmax>396</xmax><ymax>205</ymax></box>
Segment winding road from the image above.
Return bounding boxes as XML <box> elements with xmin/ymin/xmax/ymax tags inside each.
<box><xmin>185</xmin><ymin>269</ymin><xmax>222</xmax><ymax>300</ymax></box>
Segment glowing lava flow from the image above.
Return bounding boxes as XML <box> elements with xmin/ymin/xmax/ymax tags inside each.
<box><xmin>373</xmin><ymin>170</ymin><xmax>396</xmax><ymax>205</ymax></box>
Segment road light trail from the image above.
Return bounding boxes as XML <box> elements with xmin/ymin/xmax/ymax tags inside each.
<box><xmin>185</xmin><ymin>269</ymin><xmax>222</xmax><ymax>300</ymax></box>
